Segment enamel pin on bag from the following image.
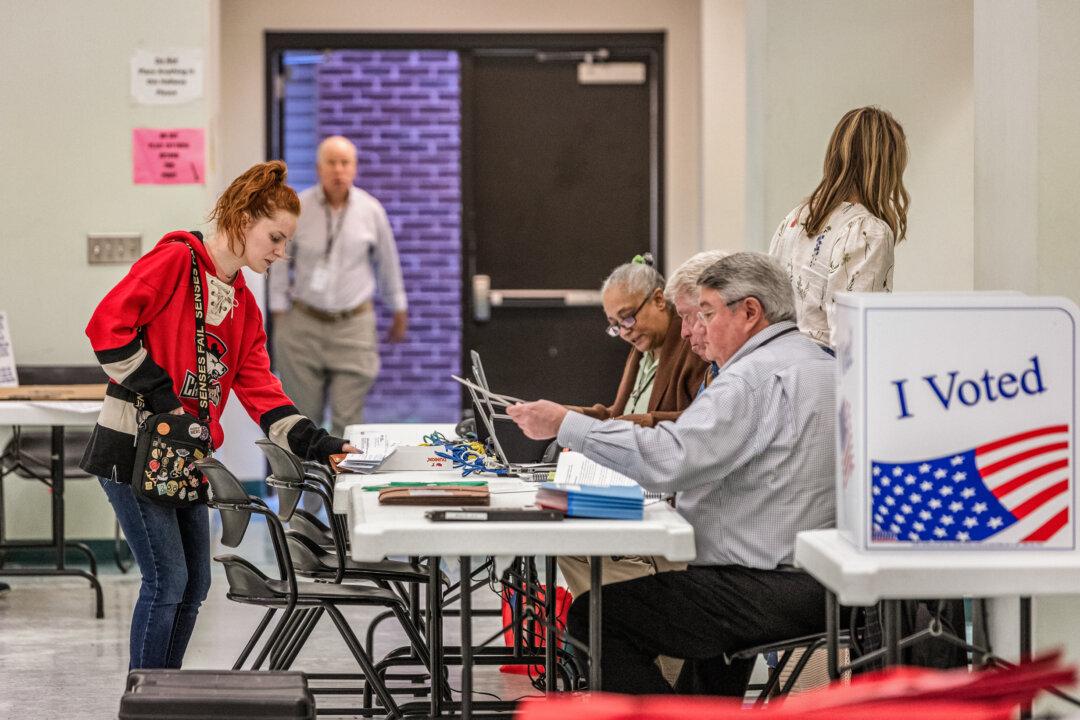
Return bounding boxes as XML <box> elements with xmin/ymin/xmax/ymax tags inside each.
<box><xmin>130</xmin><ymin>244</ymin><xmax>212</xmax><ymax>507</ymax></box>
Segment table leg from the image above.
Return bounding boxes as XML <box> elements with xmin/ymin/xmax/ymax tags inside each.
<box><xmin>52</xmin><ymin>426</ymin><xmax>65</xmax><ymax>570</ymax></box>
<box><xmin>545</xmin><ymin>556</ymin><xmax>557</xmax><ymax>694</ymax></box>
<box><xmin>429</xmin><ymin>556</ymin><xmax>444</xmax><ymax>717</ymax></box>
<box><xmin>410</xmin><ymin>556</ymin><xmax>423</xmax><ymax>647</ymax></box>
<box><xmin>1020</xmin><ymin>596</ymin><xmax>1032</xmax><ymax>720</ymax></box>
<box><xmin>460</xmin><ymin>556</ymin><xmax>472</xmax><ymax>720</ymax></box>
<box><xmin>0</xmin><ymin>425</ymin><xmax>106</xmax><ymax>619</ymax></box>
<box><xmin>589</xmin><ymin>556</ymin><xmax>603</xmax><ymax>692</ymax></box>
<box><xmin>825</xmin><ymin>591</ymin><xmax>840</xmax><ymax>681</ymax></box>
<box><xmin>882</xmin><ymin>600</ymin><xmax>902</xmax><ymax>666</ymax></box>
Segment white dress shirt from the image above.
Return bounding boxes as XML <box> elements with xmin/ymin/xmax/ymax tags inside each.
<box><xmin>557</xmin><ymin>321</ymin><xmax>837</xmax><ymax>569</ymax></box>
<box><xmin>269</xmin><ymin>185</ymin><xmax>407</xmax><ymax>314</ymax></box>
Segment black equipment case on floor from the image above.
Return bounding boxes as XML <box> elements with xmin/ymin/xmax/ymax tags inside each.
<box><xmin>120</xmin><ymin>669</ymin><xmax>314</xmax><ymax>720</ymax></box>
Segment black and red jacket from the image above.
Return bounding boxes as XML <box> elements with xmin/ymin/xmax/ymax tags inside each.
<box><xmin>80</xmin><ymin>230</ymin><xmax>338</xmax><ymax>481</ymax></box>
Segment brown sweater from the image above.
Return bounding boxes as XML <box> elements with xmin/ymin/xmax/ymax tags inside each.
<box><xmin>575</xmin><ymin>313</ymin><xmax>708</xmax><ymax>428</ymax></box>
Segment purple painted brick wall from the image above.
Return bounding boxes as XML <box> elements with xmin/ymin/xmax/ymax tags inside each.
<box><xmin>316</xmin><ymin>50</ymin><xmax>461</xmax><ymax>423</ymax></box>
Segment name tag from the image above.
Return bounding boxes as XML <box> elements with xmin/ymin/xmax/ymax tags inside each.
<box><xmin>308</xmin><ymin>260</ymin><xmax>330</xmax><ymax>294</ymax></box>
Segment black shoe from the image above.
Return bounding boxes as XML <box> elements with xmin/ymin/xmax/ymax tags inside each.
<box><xmin>0</xmin><ymin>582</ymin><xmax>9</xmax><ymax>595</ymax></box>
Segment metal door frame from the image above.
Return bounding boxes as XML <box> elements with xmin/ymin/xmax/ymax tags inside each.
<box><xmin>264</xmin><ymin>32</ymin><xmax>665</xmax><ymax>406</ymax></box>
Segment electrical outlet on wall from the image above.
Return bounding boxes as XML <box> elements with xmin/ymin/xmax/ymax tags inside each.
<box><xmin>87</xmin><ymin>233</ymin><xmax>141</xmax><ymax>264</ymax></box>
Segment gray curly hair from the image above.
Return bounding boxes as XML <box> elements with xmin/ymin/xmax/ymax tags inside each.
<box><xmin>601</xmin><ymin>258</ymin><xmax>666</xmax><ymax>301</ymax></box>
<box><xmin>664</xmin><ymin>250</ymin><xmax>730</xmax><ymax>303</ymax></box>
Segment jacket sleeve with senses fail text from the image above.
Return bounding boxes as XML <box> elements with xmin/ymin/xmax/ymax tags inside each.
<box><xmin>85</xmin><ymin>241</ymin><xmax>189</xmax><ymax>413</ymax></box>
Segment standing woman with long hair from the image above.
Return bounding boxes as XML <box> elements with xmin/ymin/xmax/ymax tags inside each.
<box><xmin>769</xmin><ymin>106</ymin><xmax>909</xmax><ymax>346</ymax></box>
<box><xmin>80</xmin><ymin>160</ymin><xmax>355</xmax><ymax>670</ymax></box>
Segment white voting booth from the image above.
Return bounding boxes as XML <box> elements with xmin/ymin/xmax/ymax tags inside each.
<box><xmin>833</xmin><ymin>293</ymin><xmax>1079</xmax><ymax>551</ymax></box>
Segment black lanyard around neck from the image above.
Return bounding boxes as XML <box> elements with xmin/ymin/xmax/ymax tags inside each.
<box><xmin>323</xmin><ymin>196</ymin><xmax>348</xmax><ymax>259</ymax></box>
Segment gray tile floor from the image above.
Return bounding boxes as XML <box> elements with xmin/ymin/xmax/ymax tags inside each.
<box><xmin>0</xmin><ymin>517</ymin><xmax>539</xmax><ymax>719</ymax></box>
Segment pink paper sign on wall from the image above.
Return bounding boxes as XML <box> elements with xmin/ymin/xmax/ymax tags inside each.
<box><xmin>133</xmin><ymin>128</ymin><xmax>205</xmax><ymax>184</ymax></box>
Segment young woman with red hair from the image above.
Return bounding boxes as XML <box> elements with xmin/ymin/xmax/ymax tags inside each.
<box><xmin>80</xmin><ymin>160</ymin><xmax>355</xmax><ymax>669</ymax></box>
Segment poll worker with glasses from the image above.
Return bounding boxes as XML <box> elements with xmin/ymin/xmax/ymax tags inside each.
<box><xmin>557</xmin><ymin>250</ymin><xmax>726</xmax><ymax>684</ymax></box>
<box><xmin>566</xmin><ymin>253</ymin><xmax>707</xmax><ymax>428</ymax></box>
<box><xmin>509</xmin><ymin>252</ymin><xmax>836</xmax><ymax>696</ymax></box>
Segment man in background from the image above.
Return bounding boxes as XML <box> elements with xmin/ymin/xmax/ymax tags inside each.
<box><xmin>269</xmin><ymin>135</ymin><xmax>408</xmax><ymax>438</ymax></box>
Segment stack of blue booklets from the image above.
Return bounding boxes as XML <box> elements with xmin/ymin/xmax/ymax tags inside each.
<box><xmin>535</xmin><ymin>482</ymin><xmax>644</xmax><ymax>520</ymax></box>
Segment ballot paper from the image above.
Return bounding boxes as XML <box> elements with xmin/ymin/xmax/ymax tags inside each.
<box><xmin>554</xmin><ymin>450</ymin><xmax>637</xmax><ymax>487</ymax></box>
<box><xmin>553</xmin><ymin>450</ymin><xmax>661</xmax><ymax>501</ymax></box>
<box><xmin>337</xmin><ymin>432</ymin><xmax>396</xmax><ymax>474</ymax></box>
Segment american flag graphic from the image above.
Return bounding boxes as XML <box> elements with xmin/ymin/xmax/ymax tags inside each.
<box><xmin>871</xmin><ymin>425</ymin><xmax>1072</xmax><ymax>544</ymax></box>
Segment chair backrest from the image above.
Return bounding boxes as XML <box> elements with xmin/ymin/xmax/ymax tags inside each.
<box><xmin>196</xmin><ymin>457</ymin><xmax>252</xmax><ymax>548</ymax></box>
<box><xmin>255</xmin><ymin>439</ymin><xmax>306</xmax><ymax>522</ymax></box>
<box><xmin>255</xmin><ymin>439</ymin><xmax>349</xmax><ymax>582</ymax></box>
<box><xmin>198</xmin><ymin>456</ymin><xmax>297</xmax><ymax>593</ymax></box>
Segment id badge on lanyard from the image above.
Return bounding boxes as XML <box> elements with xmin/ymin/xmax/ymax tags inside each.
<box><xmin>309</xmin><ymin>260</ymin><xmax>331</xmax><ymax>293</ymax></box>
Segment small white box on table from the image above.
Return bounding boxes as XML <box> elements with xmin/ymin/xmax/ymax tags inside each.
<box><xmin>834</xmin><ymin>292</ymin><xmax>1078</xmax><ymax>550</ymax></box>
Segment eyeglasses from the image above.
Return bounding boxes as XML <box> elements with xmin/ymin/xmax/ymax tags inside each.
<box><xmin>605</xmin><ymin>294</ymin><xmax>653</xmax><ymax>338</ymax></box>
<box><xmin>696</xmin><ymin>296</ymin><xmax>752</xmax><ymax>324</ymax></box>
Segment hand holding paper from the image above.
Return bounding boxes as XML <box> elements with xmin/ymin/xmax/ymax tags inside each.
<box><xmin>505</xmin><ymin>400</ymin><xmax>568</xmax><ymax>440</ymax></box>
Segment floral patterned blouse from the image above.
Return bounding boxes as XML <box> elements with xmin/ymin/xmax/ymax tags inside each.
<box><xmin>768</xmin><ymin>201</ymin><xmax>895</xmax><ymax>346</ymax></box>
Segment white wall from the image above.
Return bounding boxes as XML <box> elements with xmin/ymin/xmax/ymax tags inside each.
<box><xmin>700</xmin><ymin>0</ymin><xmax>748</xmax><ymax>253</ymax></box>
<box><xmin>1031</xmin><ymin>1</ymin><xmax>1080</xmax><ymax>713</ymax></box>
<box><xmin>1</xmin><ymin>0</ymin><xmax>220</xmax><ymax>363</ymax></box>
<box><xmin>0</xmin><ymin>0</ymin><xmax>220</xmax><ymax>539</ymax></box>
<box><xmin>747</xmin><ymin>0</ymin><xmax>975</xmax><ymax>292</ymax></box>
<box><xmin>1037</xmin><ymin>0</ymin><xmax>1080</xmax><ymax>301</ymax></box>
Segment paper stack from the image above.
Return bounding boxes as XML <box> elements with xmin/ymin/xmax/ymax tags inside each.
<box><xmin>552</xmin><ymin>450</ymin><xmax>660</xmax><ymax>501</ymax></box>
<box><xmin>535</xmin><ymin>482</ymin><xmax>644</xmax><ymax>520</ymax></box>
<box><xmin>337</xmin><ymin>432</ymin><xmax>396</xmax><ymax>474</ymax></box>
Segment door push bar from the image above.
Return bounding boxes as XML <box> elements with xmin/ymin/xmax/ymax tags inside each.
<box><xmin>471</xmin><ymin>274</ymin><xmax>602</xmax><ymax>322</ymax></box>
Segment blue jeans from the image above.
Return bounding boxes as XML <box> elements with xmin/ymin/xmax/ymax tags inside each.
<box><xmin>99</xmin><ymin>477</ymin><xmax>212</xmax><ymax>669</ymax></box>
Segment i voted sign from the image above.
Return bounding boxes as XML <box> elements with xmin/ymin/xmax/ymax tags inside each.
<box><xmin>833</xmin><ymin>293</ymin><xmax>1078</xmax><ymax>551</ymax></box>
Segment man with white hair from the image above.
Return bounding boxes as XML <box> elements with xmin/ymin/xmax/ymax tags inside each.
<box><xmin>269</xmin><ymin>135</ymin><xmax>407</xmax><ymax>437</ymax></box>
<box><xmin>665</xmin><ymin>249</ymin><xmax>728</xmax><ymax>392</ymax></box>
<box><xmin>508</xmin><ymin>252</ymin><xmax>836</xmax><ymax>696</ymax></box>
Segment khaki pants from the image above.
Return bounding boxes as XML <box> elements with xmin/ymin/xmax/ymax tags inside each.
<box><xmin>559</xmin><ymin>555</ymin><xmax>686</xmax><ymax>686</ymax></box>
<box><xmin>272</xmin><ymin>307</ymin><xmax>379</xmax><ymax>438</ymax></box>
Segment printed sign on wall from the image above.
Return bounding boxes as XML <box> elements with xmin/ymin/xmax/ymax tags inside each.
<box><xmin>131</xmin><ymin>48</ymin><xmax>203</xmax><ymax>105</ymax></box>
<box><xmin>0</xmin><ymin>311</ymin><xmax>17</xmax><ymax>387</ymax></box>
<box><xmin>835</xmin><ymin>293</ymin><xmax>1078</xmax><ymax>551</ymax></box>
<box><xmin>132</xmin><ymin>128</ymin><xmax>204</xmax><ymax>185</ymax></box>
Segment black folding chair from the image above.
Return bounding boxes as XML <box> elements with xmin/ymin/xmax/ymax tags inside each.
<box><xmin>253</xmin><ymin>438</ymin><xmax>440</xmax><ymax>697</ymax></box>
<box><xmin>731</xmin><ymin>630</ymin><xmax>852</xmax><ymax>705</ymax></box>
<box><xmin>197</xmin><ymin>456</ymin><xmax>429</xmax><ymax>718</ymax></box>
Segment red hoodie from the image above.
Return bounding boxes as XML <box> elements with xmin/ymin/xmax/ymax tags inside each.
<box><xmin>80</xmin><ymin>230</ymin><xmax>332</xmax><ymax>481</ymax></box>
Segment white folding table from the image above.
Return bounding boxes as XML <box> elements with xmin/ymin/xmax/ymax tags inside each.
<box><xmin>795</xmin><ymin>528</ymin><xmax>1080</xmax><ymax>717</ymax></box>
<box><xmin>0</xmin><ymin>395</ymin><xmax>105</xmax><ymax>617</ymax></box>
<box><xmin>336</xmin><ymin>471</ymin><xmax>696</xmax><ymax>718</ymax></box>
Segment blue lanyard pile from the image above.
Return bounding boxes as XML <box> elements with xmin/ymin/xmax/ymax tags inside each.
<box><xmin>422</xmin><ymin>431</ymin><xmax>508</xmax><ymax>477</ymax></box>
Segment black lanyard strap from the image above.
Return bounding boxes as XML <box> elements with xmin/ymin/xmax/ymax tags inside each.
<box><xmin>187</xmin><ymin>244</ymin><xmax>210</xmax><ymax>425</ymax></box>
<box><xmin>323</xmin><ymin>201</ymin><xmax>348</xmax><ymax>259</ymax></box>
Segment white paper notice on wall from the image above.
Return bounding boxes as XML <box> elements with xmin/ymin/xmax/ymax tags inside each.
<box><xmin>0</xmin><ymin>311</ymin><xmax>18</xmax><ymax>387</ymax></box>
<box><xmin>131</xmin><ymin>48</ymin><xmax>203</xmax><ymax>105</ymax></box>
